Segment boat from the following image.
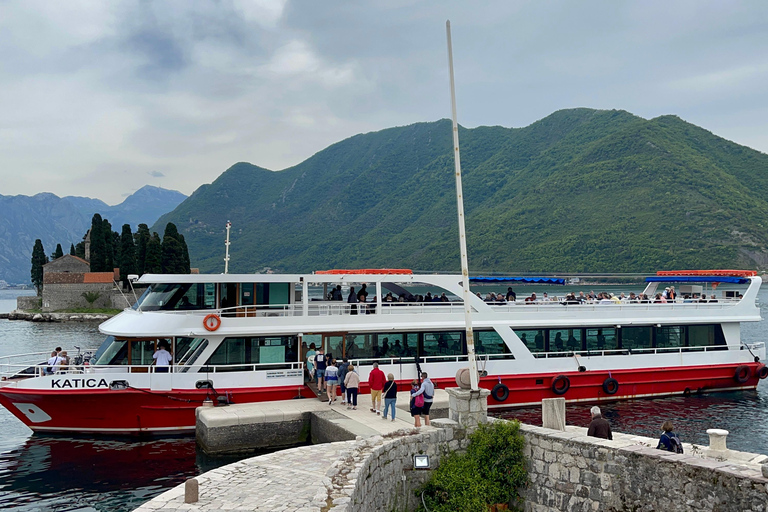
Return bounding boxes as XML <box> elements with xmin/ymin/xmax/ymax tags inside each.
<box><xmin>0</xmin><ymin>269</ymin><xmax>765</xmax><ymax>435</ymax></box>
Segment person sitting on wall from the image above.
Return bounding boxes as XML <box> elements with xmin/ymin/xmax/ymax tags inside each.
<box><xmin>587</xmin><ymin>406</ymin><xmax>612</xmax><ymax>440</ymax></box>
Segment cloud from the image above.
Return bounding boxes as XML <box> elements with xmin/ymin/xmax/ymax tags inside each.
<box><xmin>148</xmin><ymin>171</ymin><xmax>165</xmax><ymax>178</ymax></box>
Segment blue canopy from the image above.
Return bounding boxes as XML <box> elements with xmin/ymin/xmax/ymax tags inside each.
<box><xmin>645</xmin><ymin>276</ymin><xmax>748</xmax><ymax>284</ymax></box>
<box><xmin>470</xmin><ymin>276</ymin><xmax>566</xmax><ymax>285</ymax></box>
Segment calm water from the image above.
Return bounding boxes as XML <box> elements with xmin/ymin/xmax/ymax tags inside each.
<box><xmin>1</xmin><ymin>285</ymin><xmax>768</xmax><ymax>510</ymax></box>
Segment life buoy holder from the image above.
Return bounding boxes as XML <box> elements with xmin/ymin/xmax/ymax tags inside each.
<box><xmin>602</xmin><ymin>377</ymin><xmax>619</xmax><ymax>395</ymax></box>
<box><xmin>491</xmin><ymin>383</ymin><xmax>509</xmax><ymax>402</ymax></box>
<box><xmin>733</xmin><ymin>365</ymin><xmax>750</xmax><ymax>384</ymax></box>
<box><xmin>551</xmin><ymin>375</ymin><xmax>570</xmax><ymax>395</ymax></box>
<box><xmin>757</xmin><ymin>364</ymin><xmax>768</xmax><ymax>380</ymax></box>
<box><xmin>203</xmin><ymin>314</ymin><xmax>222</xmax><ymax>332</ymax></box>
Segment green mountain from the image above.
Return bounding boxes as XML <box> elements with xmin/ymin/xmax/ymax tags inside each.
<box><xmin>153</xmin><ymin>108</ymin><xmax>768</xmax><ymax>274</ymax></box>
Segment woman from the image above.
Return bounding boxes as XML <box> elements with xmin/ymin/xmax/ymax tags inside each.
<box><xmin>325</xmin><ymin>359</ymin><xmax>339</xmax><ymax>405</ymax></box>
<box><xmin>305</xmin><ymin>343</ymin><xmax>316</xmax><ymax>383</ymax></box>
<box><xmin>382</xmin><ymin>373</ymin><xmax>398</xmax><ymax>422</ymax></box>
<box><xmin>410</xmin><ymin>379</ymin><xmax>423</xmax><ymax>427</ymax></box>
<box><xmin>348</xmin><ymin>287</ymin><xmax>358</xmax><ymax>315</ymax></box>
<box><xmin>344</xmin><ymin>364</ymin><xmax>360</xmax><ymax>410</ymax></box>
<box><xmin>657</xmin><ymin>421</ymin><xmax>683</xmax><ymax>453</ymax></box>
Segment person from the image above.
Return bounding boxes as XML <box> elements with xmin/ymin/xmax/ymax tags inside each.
<box><xmin>45</xmin><ymin>350</ymin><xmax>62</xmax><ymax>375</ymax></box>
<box><xmin>306</xmin><ymin>343</ymin><xmax>317</xmax><ymax>382</ymax></box>
<box><xmin>59</xmin><ymin>350</ymin><xmax>70</xmax><ymax>370</ymax></box>
<box><xmin>382</xmin><ymin>373</ymin><xmax>398</xmax><ymax>422</ymax></box>
<box><xmin>344</xmin><ymin>364</ymin><xmax>360</xmax><ymax>410</ymax></box>
<box><xmin>338</xmin><ymin>358</ymin><xmax>350</xmax><ymax>405</ymax></box>
<box><xmin>348</xmin><ymin>287</ymin><xmax>358</xmax><ymax>315</ymax></box>
<box><xmin>314</xmin><ymin>348</ymin><xmax>327</xmax><ymax>395</ymax></box>
<box><xmin>505</xmin><ymin>287</ymin><xmax>516</xmax><ymax>302</ymax></box>
<box><xmin>657</xmin><ymin>421</ymin><xmax>683</xmax><ymax>453</ymax></box>
<box><xmin>410</xmin><ymin>379</ymin><xmax>423</xmax><ymax>427</ymax></box>
<box><xmin>587</xmin><ymin>406</ymin><xmax>612</xmax><ymax>440</ymax></box>
<box><xmin>331</xmin><ymin>285</ymin><xmax>343</xmax><ymax>301</ymax></box>
<box><xmin>325</xmin><ymin>359</ymin><xmax>339</xmax><ymax>405</ymax></box>
<box><xmin>369</xmin><ymin>362</ymin><xmax>386</xmax><ymax>414</ymax></box>
<box><xmin>153</xmin><ymin>342</ymin><xmax>172</xmax><ymax>373</ymax></box>
<box><xmin>411</xmin><ymin>372</ymin><xmax>434</xmax><ymax>426</ymax></box>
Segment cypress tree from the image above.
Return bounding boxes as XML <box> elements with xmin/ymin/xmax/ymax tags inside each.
<box><xmin>178</xmin><ymin>233</ymin><xmax>191</xmax><ymax>273</ymax></box>
<box><xmin>161</xmin><ymin>223</ymin><xmax>188</xmax><ymax>274</ymax></box>
<box><xmin>119</xmin><ymin>224</ymin><xmax>137</xmax><ymax>287</ymax></box>
<box><xmin>75</xmin><ymin>241</ymin><xmax>86</xmax><ymax>259</ymax></box>
<box><xmin>89</xmin><ymin>214</ymin><xmax>106</xmax><ymax>271</ymax></box>
<box><xmin>30</xmin><ymin>239</ymin><xmax>48</xmax><ymax>296</ymax></box>
<box><xmin>69</xmin><ymin>243</ymin><xmax>76</xmax><ymax>256</ymax></box>
<box><xmin>53</xmin><ymin>244</ymin><xmax>64</xmax><ymax>260</ymax></box>
<box><xmin>134</xmin><ymin>224</ymin><xmax>150</xmax><ymax>275</ymax></box>
<box><xmin>144</xmin><ymin>233</ymin><xmax>163</xmax><ymax>273</ymax></box>
<box><xmin>102</xmin><ymin>218</ymin><xmax>114</xmax><ymax>271</ymax></box>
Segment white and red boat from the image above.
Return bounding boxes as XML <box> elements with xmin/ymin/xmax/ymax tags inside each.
<box><xmin>0</xmin><ymin>269</ymin><xmax>765</xmax><ymax>435</ymax></box>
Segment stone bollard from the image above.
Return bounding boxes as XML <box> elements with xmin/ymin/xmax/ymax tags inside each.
<box><xmin>185</xmin><ymin>478</ymin><xmax>199</xmax><ymax>503</ymax></box>
<box><xmin>541</xmin><ymin>397</ymin><xmax>566</xmax><ymax>431</ymax></box>
<box><xmin>446</xmin><ymin>387</ymin><xmax>491</xmax><ymax>429</ymax></box>
<box><xmin>706</xmin><ymin>428</ymin><xmax>729</xmax><ymax>451</ymax></box>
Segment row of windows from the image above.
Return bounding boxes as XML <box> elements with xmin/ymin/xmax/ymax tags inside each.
<box><xmin>138</xmin><ymin>283</ymin><xmax>291</xmax><ymax>311</ymax></box>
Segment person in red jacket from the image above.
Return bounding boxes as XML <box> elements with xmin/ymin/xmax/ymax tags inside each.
<box><xmin>368</xmin><ymin>362</ymin><xmax>386</xmax><ymax>414</ymax></box>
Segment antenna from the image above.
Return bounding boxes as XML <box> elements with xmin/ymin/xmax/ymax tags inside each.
<box><xmin>446</xmin><ymin>20</ymin><xmax>479</xmax><ymax>391</ymax></box>
<box><xmin>224</xmin><ymin>221</ymin><xmax>232</xmax><ymax>274</ymax></box>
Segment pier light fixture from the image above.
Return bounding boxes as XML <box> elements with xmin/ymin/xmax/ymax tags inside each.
<box><xmin>413</xmin><ymin>454</ymin><xmax>430</xmax><ymax>469</ymax></box>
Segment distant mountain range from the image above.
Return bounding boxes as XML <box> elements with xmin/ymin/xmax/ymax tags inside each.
<box><xmin>0</xmin><ymin>186</ymin><xmax>186</xmax><ymax>284</ymax></box>
<box><xmin>153</xmin><ymin>108</ymin><xmax>768</xmax><ymax>276</ymax></box>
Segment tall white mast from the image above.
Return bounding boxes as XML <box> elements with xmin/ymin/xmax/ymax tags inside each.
<box><xmin>224</xmin><ymin>221</ymin><xmax>232</xmax><ymax>274</ymax></box>
<box><xmin>446</xmin><ymin>20</ymin><xmax>479</xmax><ymax>391</ymax></box>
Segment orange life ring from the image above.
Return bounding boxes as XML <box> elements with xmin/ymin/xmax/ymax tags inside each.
<box><xmin>203</xmin><ymin>314</ymin><xmax>221</xmax><ymax>331</ymax></box>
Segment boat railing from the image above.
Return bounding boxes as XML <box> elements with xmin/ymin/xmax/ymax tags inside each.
<box><xmin>531</xmin><ymin>343</ymin><xmax>742</xmax><ymax>359</ymax></box>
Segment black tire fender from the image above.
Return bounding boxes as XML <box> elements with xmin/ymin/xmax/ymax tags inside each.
<box><xmin>734</xmin><ymin>365</ymin><xmax>751</xmax><ymax>384</ymax></box>
<box><xmin>491</xmin><ymin>383</ymin><xmax>509</xmax><ymax>402</ymax></box>
<box><xmin>757</xmin><ymin>364</ymin><xmax>768</xmax><ymax>380</ymax></box>
<box><xmin>602</xmin><ymin>377</ymin><xmax>619</xmax><ymax>395</ymax></box>
<box><xmin>551</xmin><ymin>375</ymin><xmax>570</xmax><ymax>395</ymax></box>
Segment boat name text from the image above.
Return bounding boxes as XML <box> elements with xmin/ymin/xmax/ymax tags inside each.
<box><xmin>51</xmin><ymin>378</ymin><xmax>109</xmax><ymax>389</ymax></box>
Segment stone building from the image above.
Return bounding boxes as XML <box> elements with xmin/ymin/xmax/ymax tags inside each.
<box><xmin>41</xmin><ymin>255</ymin><xmax>122</xmax><ymax>311</ymax></box>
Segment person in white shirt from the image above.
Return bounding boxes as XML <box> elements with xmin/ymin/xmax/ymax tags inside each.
<box><xmin>46</xmin><ymin>351</ymin><xmax>62</xmax><ymax>375</ymax></box>
<box><xmin>153</xmin><ymin>342</ymin><xmax>173</xmax><ymax>373</ymax></box>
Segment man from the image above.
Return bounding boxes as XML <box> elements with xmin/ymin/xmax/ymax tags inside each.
<box><xmin>153</xmin><ymin>342</ymin><xmax>172</xmax><ymax>373</ymax></box>
<box><xmin>46</xmin><ymin>350</ymin><xmax>62</xmax><ymax>375</ymax></box>
<box><xmin>314</xmin><ymin>348</ymin><xmax>327</xmax><ymax>395</ymax></box>
<box><xmin>505</xmin><ymin>287</ymin><xmax>516</xmax><ymax>302</ymax></box>
<box><xmin>368</xmin><ymin>362</ymin><xmax>386</xmax><ymax>414</ymax></box>
<box><xmin>411</xmin><ymin>372</ymin><xmax>435</xmax><ymax>426</ymax></box>
<box><xmin>587</xmin><ymin>406</ymin><xmax>612</xmax><ymax>440</ymax></box>
<box><xmin>331</xmin><ymin>285</ymin><xmax>343</xmax><ymax>301</ymax></box>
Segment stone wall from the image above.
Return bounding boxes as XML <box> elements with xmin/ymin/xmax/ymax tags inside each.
<box><xmin>16</xmin><ymin>295</ymin><xmax>41</xmax><ymax>311</ymax></box>
<box><xmin>42</xmin><ymin>283</ymin><xmax>124</xmax><ymax>311</ymax></box>
<box><xmin>520</xmin><ymin>424</ymin><xmax>768</xmax><ymax>512</ymax></box>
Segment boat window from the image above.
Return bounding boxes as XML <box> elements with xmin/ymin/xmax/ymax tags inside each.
<box><xmin>132</xmin><ymin>288</ymin><xmax>151</xmax><ymax>310</ymax></box>
<box><xmin>655</xmin><ymin>326</ymin><xmax>683</xmax><ymax>349</ymax></box>
<box><xmin>549</xmin><ymin>329</ymin><xmax>583</xmax><ymax>352</ymax></box>
<box><xmin>515</xmin><ymin>329</ymin><xmax>546</xmax><ymax>353</ymax></box>
<box><xmin>139</xmin><ymin>283</ymin><xmax>216</xmax><ymax>311</ymax></box>
<box><xmin>473</xmin><ymin>331</ymin><xmax>514</xmax><ymax>359</ymax></box>
<box><xmin>586</xmin><ymin>328</ymin><xmax>618</xmax><ymax>352</ymax></box>
<box><xmin>621</xmin><ymin>327</ymin><xmax>653</xmax><ymax>350</ymax></box>
<box><xmin>205</xmin><ymin>336</ymin><xmax>298</xmax><ymax>371</ymax></box>
<box><xmin>130</xmin><ymin>340</ymin><xmax>157</xmax><ymax>365</ymax></box>
<box><xmin>345</xmin><ymin>334</ymin><xmax>377</xmax><ymax>360</ymax></box>
<box><xmin>175</xmin><ymin>337</ymin><xmax>208</xmax><ymax>365</ymax></box>
<box><xmin>421</xmin><ymin>331</ymin><xmax>464</xmax><ymax>359</ymax></box>
<box><xmin>687</xmin><ymin>325</ymin><xmax>725</xmax><ymax>347</ymax></box>
<box><xmin>92</xmin><ymin>338</ymin><xmax>127</xmax><ymax>365</ymax></box>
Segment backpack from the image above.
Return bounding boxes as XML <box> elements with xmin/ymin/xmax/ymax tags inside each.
<box><xmin>662</xmin><ymin>433</ymin><xmax>684</xmax><ymax>454</ymax></box>
<box><xmin>414</xmin><ymin>393</ymin><xmax>424</xmax><ymax>408</ymax></box>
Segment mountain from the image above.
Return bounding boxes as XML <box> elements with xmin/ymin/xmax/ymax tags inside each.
<box><xmin>0</xmin><ymin>186</ymin><xmax>186</xmax><ymax>284</ymax></box>
<box><xmin>153</xmin><ymin>108</ymin><xmax>768</xmax><ymax>275</ymax></box>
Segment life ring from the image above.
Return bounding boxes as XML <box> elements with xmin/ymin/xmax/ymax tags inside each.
<box><xmin>551</xmin><ymin>375</ymin><xmax>570</xmax><ymax>395</ymax></box>
<box><xmin>491</xmin><ymin>383</ymin><xmax>509</xmax><ymax>402</ymax></box>
<box><xmin>733</xmin><ymin>365</ymin><xmax>750</xmax><ymax>384</ymax></box>
<box><xmin>757</xmin><ymin>364</ymin><xmax>768</xmax><ymax>380</ymax></box>
<box><xmin>203</xmin><ymin>314</ymin><xmax>222</xmax><ymax>331</ymax></box>
<box><xmin>602</xmin><ymin>377</ymin><xmax>619</xmax><ymax>395</ymax></box>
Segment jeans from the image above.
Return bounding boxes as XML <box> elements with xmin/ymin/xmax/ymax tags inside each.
<box><xmin>315</xmin><ymin>368</ymin><xmax>325</xmax><ymax>386</ymax></box>
<box><xmin>383</xmin><ymin>398</ymin><xmax>396</xmax><ymax>419</ymax></box>
<box><xmin>346</xmin><ymin>388</ymin><xmax>358</xmax><ymax>406</ymax></box>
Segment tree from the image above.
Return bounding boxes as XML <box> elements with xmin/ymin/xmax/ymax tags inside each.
<box><xmin>52</xmin><ymin>244</ymin><xmax>64</xmax><ymax>260</ymax></box>
<box><xmin>69</xmin><ymin>243</ymin><xmax>76</xmax><ymax>256</ymax></box>
<box><xmin>144</xmin><ymin>232</ymin><xmax>163</xmax><ymax>273</ymax></box>
<box><xmin>134</xmin><ymin>224</ymin><xmax>150</xmax><ymax>275</ymax></box>
<box><xmin>89</xmin><ymin>214</ymin><xmax>106</xmax><ymax>271</ymax></box>
<box><xmin>30</xmin><ymin>239</ymin><xmax>48</xmax><ymax>295</ymax></box>
<box><xmin>119</xmin><ymin>224</ymin><xmax>137</xmax><ymax>287</ymax></box>
<box><xmin>75</xmin><ymin>241</ymin><xmax>86</xmax><ymax>259</ymax></box>
<box><xmin>102</xmin><ymin>218</ymin><xmax>115</xmax><ymax>272</ymax></box>
<box><xmin>161</xmin><ymin>223</ymin><xmax>190</xmax><ymax>274</ymax></box>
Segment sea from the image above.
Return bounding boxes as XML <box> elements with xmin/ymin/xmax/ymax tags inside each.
<box><xmin>0</xmin><ymin>285</ymin><xmax>767</xmax><ymax>510</ymax></box>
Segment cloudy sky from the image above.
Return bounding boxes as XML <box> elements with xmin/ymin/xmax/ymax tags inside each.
<box><xmin>1</xmin><ymin>1</ymin><xmax>766</xmax><ymax>204</ymax></box>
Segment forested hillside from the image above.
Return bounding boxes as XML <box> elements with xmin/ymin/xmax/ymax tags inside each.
<box><xmin>154</xmin><ymin>108</ymin><xmax>768</xmax><ymax>274</ymax></box>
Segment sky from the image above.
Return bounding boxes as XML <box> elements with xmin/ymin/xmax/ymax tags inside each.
<box><xmin>1</xmin><ymin>0</ymin><xmax>767</xmax><ymax>205</ymax></box>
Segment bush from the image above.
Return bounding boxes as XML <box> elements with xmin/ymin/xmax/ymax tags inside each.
<box><xmin>419</xmin><ymin>420</ymin><xmax>528</xmax><ymax>511</ymax></box>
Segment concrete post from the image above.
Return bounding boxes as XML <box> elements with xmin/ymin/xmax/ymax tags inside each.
<box><xmin>446</xmin><ymin>387</ymin><xmax>490</xmax><ymax>429</ymax></box>
<box><xmin>184</xmin><ymin>478</ymin><xmax>199</xmax><ymax>503</ymax></box>
<box><xmin>707</xmin><ymin>428</ymin><xmax>729</xmax><ymax>451</ymax></box>
<box><xmin>541</xmin><ymin>397</ymin><xmax>566</xmax><ymax>431</ymax></box>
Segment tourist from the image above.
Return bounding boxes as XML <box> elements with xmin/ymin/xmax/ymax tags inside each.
<box><xmin>45</xmin><ymin>350</ymin><xmax>62</xmax><ymax>375</ymax></box>
<box><xmin>656</xmin><ymin>421</ymin><xmax>683</xmax><ymax>453</ymax></box>
<box><xmin>325</xmin><ymin>359</ymin><xmax>339</xmax><ymax>405</ymax></box>
<box><xmin>331</xmin><ymin>285</ymin><xmax>343</xmax><ymax>301</ymax></box>
<box><xmin>59</xmin><ymin>350</ymin><xmax>69</xmax><ymax>370</ymax></box>
<box><xmin>347</xmin><ymin>287</ymin><xmax>358</xmax><ymax>315</ymax></box>
<box><xmin>306</xmin><ymin>343</ymin><xmax>317</xmax><ymax>382</ymax></box>
<box><xmin>153</xmin><ymin>342</ymin><xmax>172</xmax><ymax>373</ymax></box>
<box><xmin>587</xmin><ymin>406</ymin><xmax>612</xmax><ymax>440</ymax></box>
<box><xmin>382</xmin><ymin>373</ymin><xmax>398</xmax><ymax>422</ymax></box>
<box><xmin>369</xmin><ymin>362</ymin><xmax>386</xmax><ymax>414</ymax></box>
<box><xmin>412</xmin><ymin>372</ymin><xmax>434</xmax><ymax>426</ymax></box>
<box><xmin>505</xmin><ymin>287</ymin><xmax>516</xmax><ymax>301</ymax></box>
<box><xmin>338</xmin><ymin>358</ymin><xmax>350</xmax><ymax>405</ymax></box>
<box><xmin>344</xmin><ymin>364</ymin><xmax>360</xmax><ymax>410</ymax></box>
<box><xmin>314</xmin><ymin>348</ymin><xmax>327</xmax><ymax>395</ymax></box>
<box><xmin>410</xmin><ymin>379</ymin><xmax>423</xmax><ymax>427</ymax></box>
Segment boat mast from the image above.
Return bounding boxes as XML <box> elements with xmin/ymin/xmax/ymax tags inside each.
<box><xmin>224</xmin><ymin>221</ymin><xmax>232</xmax><ymax>274</ymax></box>
<box><xmin>446</xmin><ymin>20</ymin><xmax>479</xmax><ymax>391</ymax></box>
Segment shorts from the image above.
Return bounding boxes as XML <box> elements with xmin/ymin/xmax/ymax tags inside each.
<box><xmin>370</xmin><ymin>389</ymin><xmax>382</xmax><ymax>402</ymax></box>
<box><xmin>315</xmin><ymin>369</ymin><xmax>325</xmax><ymax>379</ymax></box>
<box><xmin>422</xmin><ymin>401</ymin><xmax>432</xmax><ymax>415</ymax></box>
<box><xmin>410</xmin><ymin>401</ymin><xmax>423</xmax><ymax>417</ymax></box>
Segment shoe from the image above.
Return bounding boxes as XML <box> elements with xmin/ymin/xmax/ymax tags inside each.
<box><xmin>391</xmin><ymin>419</ymin><xmax>395</xmax><ymax>422</ymax></box>
<box><xmin>370</xmin><ymin>408</ymin><xmax>376</xmax><ymax>413</ymax></box>
<box><xmin>376</xmin><ymin>410</ymin><xmax>381</xmax><ymax>415</ymax></box>
<box><xmin>347</xmin><ymin>406</ymin><xmax>352</xmax><ymax>410</ymax></box>
<box><xmin>328</xmin><ymin>399</ymin><xmax>332</xmax><ymax>405</ymax></box>
<box><xmin>353</xmin><ymin>407</ymin><xmax>357</xmax><ymax>410</ymax></box>
<box><xmin>382</xmin><ymin>416</ymin><xmax>387</xmax><ymax>420</ymax></box>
